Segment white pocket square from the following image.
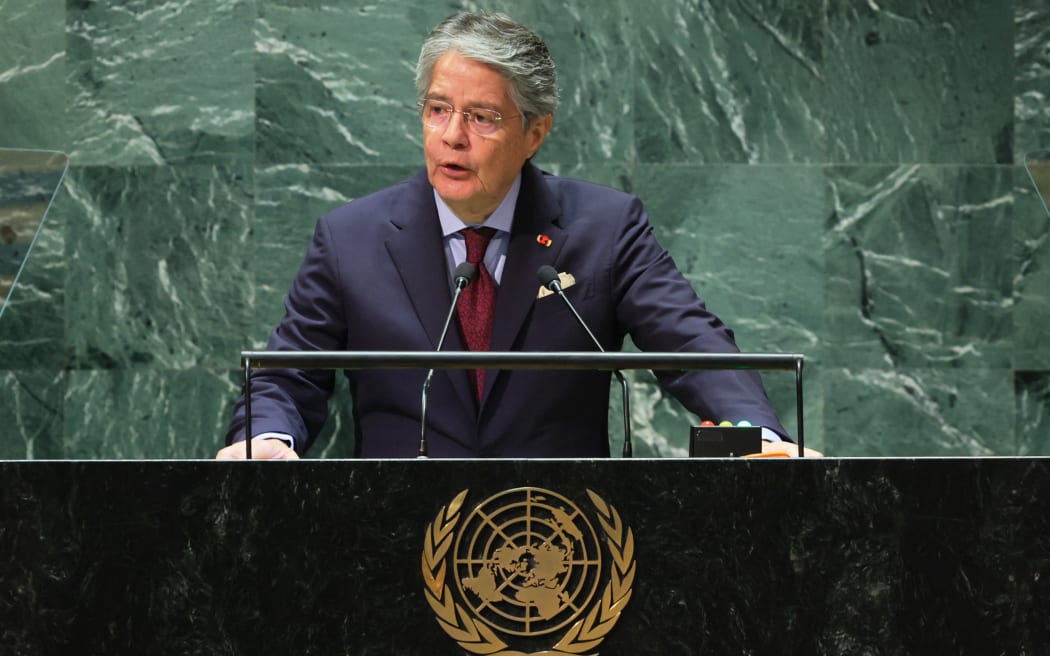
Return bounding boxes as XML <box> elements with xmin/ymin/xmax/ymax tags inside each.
<box><xmin>537</xmin><ymin>272</ymin><xmax>576</xmax><ymax>298</ymax></box>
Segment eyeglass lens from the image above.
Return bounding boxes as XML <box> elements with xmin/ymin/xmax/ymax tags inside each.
<box><xmin>420</xmin><ymin>100</ymin><xmax>502</xmax><ymax>135</ymax></box>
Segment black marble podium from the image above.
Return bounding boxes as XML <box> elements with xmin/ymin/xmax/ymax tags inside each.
<box><xmin>3</xmin><ymin>458</ymin><xmax>1049</xmax><ymax>655</ymax></box>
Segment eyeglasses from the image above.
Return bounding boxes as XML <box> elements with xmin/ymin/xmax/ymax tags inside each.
<box><xmin>417</xmin><ymin>98</ymin><xmax>520</xmax><ymax>136</ymax></box>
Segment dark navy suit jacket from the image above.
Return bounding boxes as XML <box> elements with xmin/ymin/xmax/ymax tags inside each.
<box><xmin>226</xmin><ymin>163</ymin><xmax>787</xmax><ymax>457</ymax></box>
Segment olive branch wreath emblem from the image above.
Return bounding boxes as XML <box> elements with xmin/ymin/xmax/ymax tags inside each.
<box><xmin>421</xmin><ymin>489</ymin><xmax>635</xmax><ymax>655</ymax></box>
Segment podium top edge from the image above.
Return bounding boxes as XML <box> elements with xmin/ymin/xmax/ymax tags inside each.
<box><xmin>238</xmin><ymin>350</ymin><xmax>808</xmax><ymax>372</ymax></box>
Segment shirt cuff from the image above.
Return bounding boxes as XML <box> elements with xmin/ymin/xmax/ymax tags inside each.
<box><xmin>760</xmin><ymin>427</ymin><xmax>782</xmax><ymax>443</ymax></box>
<box><xmin>252</xmin><ymin>432</ymin><xmax>296</xmax><ymax>452</ymax></box>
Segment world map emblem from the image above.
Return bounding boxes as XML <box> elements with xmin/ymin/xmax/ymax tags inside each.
<box><xmin>422</xmin><ymin>487</ymin><xmax>635</xmax><ymax>655</ymax></box>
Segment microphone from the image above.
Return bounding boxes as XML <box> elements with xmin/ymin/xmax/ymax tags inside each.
<box><xmin>418</xmin><ymin>261</ymin><xmax>476</xmax><ymax>458</ymax></box>
<box><xmin>537</xmin><ymin>265</ymin><xmax>633</xmax><ymax>458</ymax></box>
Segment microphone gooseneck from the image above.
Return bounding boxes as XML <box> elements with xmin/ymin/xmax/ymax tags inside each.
<box><xmin>537</xmin><ymin>265</ymin><xmax>633</xmax><ymax>458</ymax></box>
<box><xmin>419</xmin><ymin>262</ymin><xmax>476</xmax><ymax>458</ymax></box>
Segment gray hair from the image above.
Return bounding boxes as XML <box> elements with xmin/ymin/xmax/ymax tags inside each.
<box><xmin>415</xmin><ymin>12</ymin><xmax>559</xmax><ymax>125</ymax></box>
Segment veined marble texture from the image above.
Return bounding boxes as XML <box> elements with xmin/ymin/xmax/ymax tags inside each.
<box><xmin>635</xmin><ymin>0</ymin><xmax>1013</xmax><ymax>164</ymax></box>
<box><xmin>822</xmin><ymin>1</ymin><xmax>1014</xmax><ymax>164</ymax></box>
<box><xmin>825</xmin><ymin>165</ymin><xmax>1015</xmax><ymax>370</ymax></box>
<box><xmin>0</xmin><ymin>0</ymin><xmax>67</xmax><ymax>152</ymax></box>
<box><xmin>1015</xmin><ymin>1</ymin><xmax>1050</xmax><ymax>163</ymax></box>
<box><xmin>0</xmin><ymin>0</ymin><xmax>1047</xmax><ymax>458</ymax></box>
<box><xmin>254</xmin><ymin>1</ymin><xmax>429</xmax><ymax>165</ymax></box>
<box><xmin>1015</xmin><ymin>162</ymin><xmax>1050</xmax><ymax>369</ymax></box>
<box><xmin>66</xmin><ymin>0</ymin><xmax>255</xmax><ymax>166</ymax></box>
<box><xmin>61</xmin><ymin>164</ymin><xmax>254</xmax><ymax>370</ymax></box>
<box><xmin>254</xmin><ymin>0</ymin><xmax>635</xmax><ymax>166</ymax></box>
<box><xmin>1017</xmin><ymin>371</ymin><xmax>1050</xmax><ymax>454</ymax></box>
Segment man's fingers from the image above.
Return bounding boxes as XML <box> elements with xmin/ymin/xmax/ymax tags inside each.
<box><xmin>215</xmin><ymin>443</ymin><xmax>247</xmax><ymax>460</ymax></box>
<box><xmin>749</xmin><ymin>441</ymin><xmax>825</xmax><ymax>458</ymax></box>
<box><xmin>215</xmin><ymin>440</ymin><xmax>299</xmax><ymax>460</ymax></box>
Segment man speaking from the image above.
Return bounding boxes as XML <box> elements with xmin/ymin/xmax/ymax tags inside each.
<box><xmin>218</xmin><ymin>12</ymin><xmax>800</xmax><ymax>460</ymax></box>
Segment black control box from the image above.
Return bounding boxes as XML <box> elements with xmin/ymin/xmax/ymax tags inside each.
<box><xmin>689</xmin><ymin>426</ymin><xmax>761</xmax><ymax>457</ymax></box>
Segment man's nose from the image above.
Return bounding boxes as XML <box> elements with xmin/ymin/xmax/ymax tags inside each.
<box><xmin>442</xmin><ymin>111</ymin><xmax>469</xmax><ymax>146</ymax></box>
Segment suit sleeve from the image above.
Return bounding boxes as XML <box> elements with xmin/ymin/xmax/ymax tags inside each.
<box><xmin>610</xmin><ymin>197</ymin><xmax>790</xmax><ymax>439</ymax></box>
<box><xmin>225</xmin><ymin>216</ymin><xmax>347</xmax><ymax>452</ymax></box>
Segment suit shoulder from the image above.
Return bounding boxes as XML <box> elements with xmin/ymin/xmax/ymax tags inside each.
<box><xmin>538</xmin><ymin>170</ymin><xmax>643</xmax><ymax>226</ymax></box>
<box><xmin>319</xmin><ymin>169</ymin><xmax>429</xmax><ymax>229</ymax></box>
<box><xmin>541</xmin><ymin>171</ymin><xmax>636</xmax><ymax>203</ymax></box>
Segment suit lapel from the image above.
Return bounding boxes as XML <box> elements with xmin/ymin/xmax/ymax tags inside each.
<box><xmin>482</xmin><ymin>164</ymin><xmax>566</xmax><ymax>401</ymax></box>
<box><xmin>384</xmin><ymin>170</ymin><xmax>453</xmax><ymax>349</ymax></box>
<box><xmin>384</xmin><ymin>170</ymin><xmax>476</xmax><ymax>414</ymax></box>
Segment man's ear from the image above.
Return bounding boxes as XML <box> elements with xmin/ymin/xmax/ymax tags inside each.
<box><xmin>526</xmin><ymin>114</ymin><xmax>554</xmax><ymax>159</ymax></box>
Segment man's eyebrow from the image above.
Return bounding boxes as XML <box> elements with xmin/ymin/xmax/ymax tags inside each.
<box><xmin>423</xmin><ymin>91</ymin><xmax>503</xmax><ymax>111</ymax></box>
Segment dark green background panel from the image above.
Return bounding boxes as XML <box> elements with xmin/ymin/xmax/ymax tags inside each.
<box><xmin>0</xmin><ymin>1</ymin><xmax>1046</xmax><ymax>458</ymax></box>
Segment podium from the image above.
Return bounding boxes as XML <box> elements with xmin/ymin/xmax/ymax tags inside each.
<box><xmin>3</xmin><ymin>457</ymin><xmax>1049</xmax><ymax>654</ymax></box>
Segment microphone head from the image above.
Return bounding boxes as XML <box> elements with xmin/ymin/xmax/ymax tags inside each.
<box><xmin>454</xmin><ymin>261</ymin><xmax>476</xmax><ymax>288</ymax></box>
<box><xmin>536</xmin><ymin>264</ymin><xmax>560</xmax><ymax>291</ymax></box>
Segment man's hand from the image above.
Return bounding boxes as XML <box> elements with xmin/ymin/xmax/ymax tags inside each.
<box><xmin>215</xmin><ymin>439</ymin><xmax>300</xmax><ymax>460</ymax></box>
<box><xmin>751</xmin><ymin>440</ymin><xmax>824</xmax><ymax>458</ymax></box>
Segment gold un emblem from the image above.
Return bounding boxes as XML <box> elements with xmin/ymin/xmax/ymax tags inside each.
<box><xmin>422</xmin><ymin>487</ymin><xmax>636</xmax><ymax>655</ymax></box>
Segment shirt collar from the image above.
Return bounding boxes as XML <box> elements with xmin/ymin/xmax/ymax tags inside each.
<box><xmin>435</xmin><ymin>172</ymin><xmax>521</xmax><ymax>237</ymax></box>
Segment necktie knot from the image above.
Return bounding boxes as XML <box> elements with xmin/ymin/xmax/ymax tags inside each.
<box><xmin>461</xmin><ymin>227</ymin><xmax>497</xmax><ymax>265</ymax></box>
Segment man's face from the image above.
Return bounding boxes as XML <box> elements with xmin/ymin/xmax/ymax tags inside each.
<box><xmin>423</xmin><ymin>52</ymin><xmax>552</xmax><ymax>225</ymax></box>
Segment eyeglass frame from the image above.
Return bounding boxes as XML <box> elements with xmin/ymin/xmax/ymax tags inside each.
<box><xmin>417</xmin><ymin>98</ymin><xmax>523</xmax><ymax>136</ymax></box>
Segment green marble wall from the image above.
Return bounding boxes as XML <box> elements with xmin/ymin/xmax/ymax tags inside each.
<box><xmin>0</xmin><ymin>0</ymin><xmax>1046</xmax><ymax>458</ymax></box>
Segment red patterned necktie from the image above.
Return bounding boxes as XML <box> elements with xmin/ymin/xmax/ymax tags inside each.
<box><xmin>457</xmin><ymin>227</ymin><xmax>497</xmax><ymax>400</ymax></box>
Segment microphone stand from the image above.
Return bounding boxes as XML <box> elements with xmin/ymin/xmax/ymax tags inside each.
<box><xmin>538</xmin><ymin>266</ymin><xmax>633</xmax><ymax>458</ymax></box>
<box><xmin>419</xmin><ymin>263</ymin><xmax>475</xmax><ymax>458</ymax></box>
